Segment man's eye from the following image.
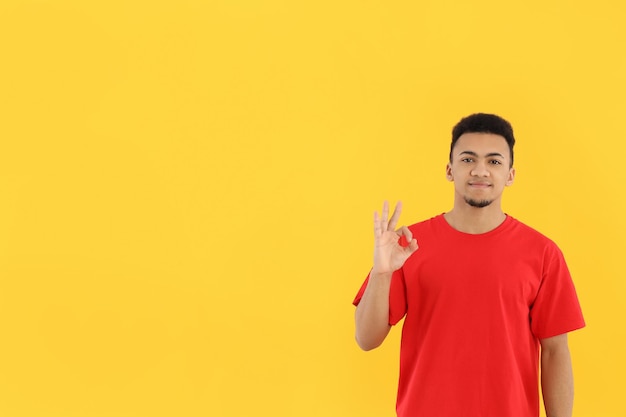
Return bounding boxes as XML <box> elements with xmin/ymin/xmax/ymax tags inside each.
<box><xmin>490</xmin><ymin>160</ymin><xmax>502</xmax><ymax>165</ymax></box>
<box><xmin>462</xmin><ymin>158</ymin><xmax>473</xmax><ymax>163</ymax></box>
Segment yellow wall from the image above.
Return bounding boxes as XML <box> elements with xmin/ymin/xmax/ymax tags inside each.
<box><xmin>0</xmin><ymin>1</ymin><xmax>623</xmax><ymax>416</ymax></box>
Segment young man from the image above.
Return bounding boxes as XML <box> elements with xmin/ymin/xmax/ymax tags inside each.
<box><xmin>353</xmin><ymin>113</ymin><xmax>585</xmax><ymax>417</ymax></box>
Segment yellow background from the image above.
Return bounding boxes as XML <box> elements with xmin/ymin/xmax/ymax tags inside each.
<box><xmin>0</xmin><ymin>1</ymin><xmax>624</xmax><ymax>416</ymax></box>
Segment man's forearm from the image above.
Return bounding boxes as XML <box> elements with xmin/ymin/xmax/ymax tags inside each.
<box><xmin>541</xmin><ymin>335</ymin><xmax>574</xmax><ymax>417</ymax></box>
<box><xmin>354</xmin><ymin>272</ymin><xmax>393</xmax><ymax>351</ymax></box>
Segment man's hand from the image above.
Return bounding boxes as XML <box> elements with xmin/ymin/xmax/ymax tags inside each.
<box><xmin>372</xmin><ymin>201</ymin><xmax>419</xmax><ymax>275</ymax></box>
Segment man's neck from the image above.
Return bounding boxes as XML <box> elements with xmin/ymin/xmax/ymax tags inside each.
<box><xmin>444</xmin><ymin>204</ymin><xmax>507</xmax><ymax>234</ymax></box>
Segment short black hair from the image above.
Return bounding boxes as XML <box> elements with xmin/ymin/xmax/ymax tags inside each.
<box><xmin>450</xmin><ymin>113</ymin><xmax>515</xmax><ymax>167</ymax></box>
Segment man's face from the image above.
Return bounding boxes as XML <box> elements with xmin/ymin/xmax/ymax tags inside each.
<box><xmin>446</xmin><ymin>132</ymin><xmax>515</xmax><ymax>208</ymax></box>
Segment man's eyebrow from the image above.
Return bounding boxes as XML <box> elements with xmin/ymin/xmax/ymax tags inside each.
<box><xmin>458</xmin><ymin>151</ymin><xmax>505</xmax><ymax>158</ymax></box>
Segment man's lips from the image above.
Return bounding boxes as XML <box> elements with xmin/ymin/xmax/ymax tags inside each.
<box><xmin>469</xmin><ymin>182</ymin><xmax>491</xmax><ymax>187</ymax></box>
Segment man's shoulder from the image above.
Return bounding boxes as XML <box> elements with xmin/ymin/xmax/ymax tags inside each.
<box><xmin>506</xmin><ymin>216</ymin><xmax>561</xmax><ymax>249</ymax></box>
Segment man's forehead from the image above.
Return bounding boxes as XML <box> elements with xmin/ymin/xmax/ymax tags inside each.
<box><xmin>454</xmin><ymin>132</ymin><xmax>510</xmax><ymax>153</ymax></box>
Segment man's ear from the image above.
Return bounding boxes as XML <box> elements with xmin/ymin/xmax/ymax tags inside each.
<box><xmin>446</xmin><ymin>163</ymin><xmax>453</xmax><ymax>181</ymax></box>
<box><xmin>506</xmin><ymin>167</ymin><xmax>516</xmax><ymax>186</ymax></box>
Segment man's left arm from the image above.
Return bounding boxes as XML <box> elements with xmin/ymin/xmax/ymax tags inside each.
<box><xmin>540</xmin><ymin>333</ymin><xmax>574</xmax><ymax>417</ymax></box>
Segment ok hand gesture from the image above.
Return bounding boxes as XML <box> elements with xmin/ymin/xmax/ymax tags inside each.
<box><xmin>372</xmin><ymin>201</ymin><xmax>419</xmax><ymax>275</ymax></box>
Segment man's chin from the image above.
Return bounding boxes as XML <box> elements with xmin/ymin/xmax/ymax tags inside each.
<box><xmin>465</xmin><ymin>198</ymin><xmax>493</xmax><ymax>208</ymax></box>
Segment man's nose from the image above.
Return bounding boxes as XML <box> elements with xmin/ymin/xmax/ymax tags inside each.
<box><xmin>471</xmin><ymin>161</ymin><xmax>490</xmax><ymax>176</ymax></box>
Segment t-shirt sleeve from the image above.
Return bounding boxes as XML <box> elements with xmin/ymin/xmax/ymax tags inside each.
<box><xmin>530</xmin><ymin>243</ymin><xmax>585</xmax><ymax>339</ymax></box>
<box><xmin>352</xmin><ymin>268</ymin><xmax>408</xmax><ymax>326</ymax></box>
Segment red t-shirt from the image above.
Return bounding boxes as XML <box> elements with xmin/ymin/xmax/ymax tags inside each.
<box><xmin>353</xmin><ymin>214</ymin><xmax>585</xmax><ymax>417</ymax></box>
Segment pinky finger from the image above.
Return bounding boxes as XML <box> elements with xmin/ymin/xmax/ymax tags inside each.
<box><xmin>373</xmin><ymin>211</ymin><xmax>381</xmax><ymax>236</ymax></box>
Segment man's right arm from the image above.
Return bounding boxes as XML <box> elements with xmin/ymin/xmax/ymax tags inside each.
<box><xmin>355</xmin><ymin>271</ymin><xmax>393</xmax><ymax>350</ymax></box>
<box><xmin>354</xmin><ymin>201</ymin><xmax>418</xmax><ymax>351</ymax></box>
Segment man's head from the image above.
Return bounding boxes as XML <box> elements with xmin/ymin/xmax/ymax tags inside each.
<box><xmin>450</xmin><ymin>113</ymin><xmax>515</xmax><ymax>168</ymax></box>
<box><xmin>446</xmin><ymin>113</ymin><xmax>517</xmax><ymax>209</ymax></box>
